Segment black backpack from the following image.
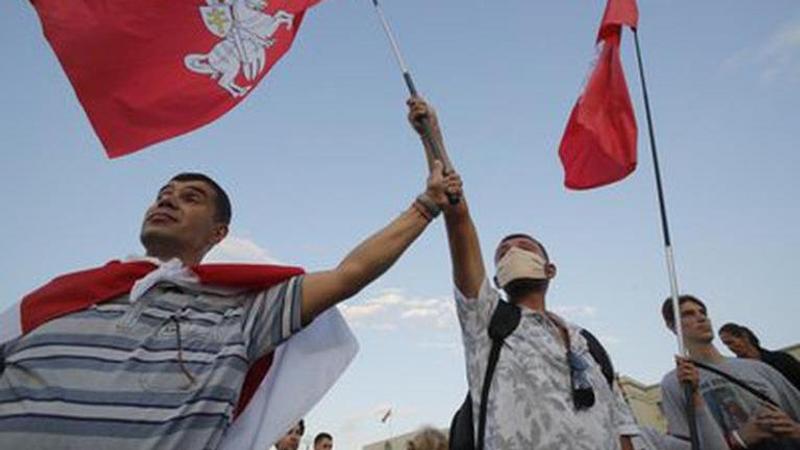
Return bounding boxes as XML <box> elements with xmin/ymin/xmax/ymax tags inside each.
<box><xmin>448</xmin><ymin>300</ymin><xmax>615</xmax><ymax>450</ymax></box>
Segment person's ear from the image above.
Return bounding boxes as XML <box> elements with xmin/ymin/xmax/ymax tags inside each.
<box><xmin>545</xmin><ymin>262</ymin><xmax>557</xmax><ymax>280</ymax></box>
<box><xmin>210</xmin><ymin>223</ymin><xmax>228</xmax><ymax>246</ymax></box>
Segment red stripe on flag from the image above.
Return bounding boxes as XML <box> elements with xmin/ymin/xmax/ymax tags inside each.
<box><xmin>558</xmin><ymin>0</ymin><xmax>638</xmax><ymax>190</ymax></box>
<box><xmin>31</xmin><ymin>0</ymin><xmax>321</xmax><ymax>157</ymax></box>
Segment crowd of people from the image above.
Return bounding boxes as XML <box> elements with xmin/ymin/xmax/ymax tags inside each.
<box><xmin>1</xmin><ymin>98</ymin><xmax>798</xmax><ymax>450</ymax></box>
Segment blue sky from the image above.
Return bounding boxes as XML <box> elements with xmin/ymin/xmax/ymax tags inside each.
<box><xmin>1</xmin><ymin>0</ymin><xmax>799</xmax><ymax>448</ymax></box>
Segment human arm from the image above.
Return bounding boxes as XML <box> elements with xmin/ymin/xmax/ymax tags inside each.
<box><xmin>674</xmin><ymin>357</ymin><xmax>731</xmax><ymax>449</ymax></box>
<box><xmin>754</xmin><ymin>405</ymin><xmax>800</xmax><ymax>442</ymax></box>
<box><xmin>407</xmin><ymin>97</ymin><xmax>485</xmax><ymax>299</ymax></box>
<box><xmin>298</xmin><ymin>119</ymin><xmax>461</xmax><ymax>325</ymax></box>
<box><xmin>619</xmin><ymin>436</ymin><xmax>634</xmax><ymax>450</ymax></box>
<box><xmin>609</xmin><ymin>380</ymin><xmax>640</xmax><ymax>450</ymax></box>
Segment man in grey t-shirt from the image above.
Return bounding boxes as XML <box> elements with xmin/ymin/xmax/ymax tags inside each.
<box><xmin>0</xmin><ymin>114</ymin><xmax>463</xmax><ymax>450</ymax></box>
<box><xmin>659</xmin><ymin>295</ymin><xmax>800</xmax><ymax>450</ymax></box>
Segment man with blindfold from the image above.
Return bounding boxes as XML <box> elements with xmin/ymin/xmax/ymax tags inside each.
<box><xmin>407</xmin><ymin>98</ymin><xmax>640</xmax><ymax>450</ymax></box>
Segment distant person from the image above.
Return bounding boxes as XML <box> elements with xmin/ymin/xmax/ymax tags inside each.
<box><xmin>660</xmin><ymin>295</ymin><xmax>800</xmax><ymax>449</ymax></box>
<box><xmin>273</xmin><ymin>420</ymin><xmax>305</xmax><ymax>450</ymax></box>
<box><xmin>407</xmin><ymin>427</ymin><xmax>447</xmax><ymax>450</ymax></box>
<box><xmin>313</xmin><ymin>432</ymin><xmax>333</xmax><ymax>450</ymax></box>
<box><xmin>719</xmin><ymin>322</ymin><xmax>800</xmax><ymax>391</ymax></box>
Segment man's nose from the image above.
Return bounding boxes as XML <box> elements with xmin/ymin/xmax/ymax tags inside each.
<box><xmin>157</xmin><ymin>194</ymin><xmax>178</xmax><ymax>209</ymax></box>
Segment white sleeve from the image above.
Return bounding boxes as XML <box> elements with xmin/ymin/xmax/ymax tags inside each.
<box><xmin>454</xmin><ymin>277</ymin><xmax>500</xmax><ymax>338</ymax></box>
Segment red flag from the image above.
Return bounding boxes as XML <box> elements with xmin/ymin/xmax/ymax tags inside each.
<box><xmin>31</xmin><ymin>0</ymin><xmax>323</xmax><ymax>158</ymax></box>
<box><xmin>17</xmin><ymin>260</ymin><xmax>304</xmax><ymax>414</ymax></box>
<box><xmin>558</xmin><ymin>0</ymin><xmax>639</xmax><ymax>190</ymax></box>
<box><xmin>1</xmin><ymin>260</ymin><xmax>357</xmax><ymax>449</ymax></box>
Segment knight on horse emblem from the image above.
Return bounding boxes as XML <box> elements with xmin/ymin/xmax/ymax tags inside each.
<box><xmin>185</xmin><ymin>0</ymin><xmax>294</xmax><ymax>97</ymax></box>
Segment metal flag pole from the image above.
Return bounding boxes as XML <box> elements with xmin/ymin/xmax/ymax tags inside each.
<box><xmin>632</xmin><ymin>28</ymin><xmax>699</xmax><ymax>450</ymax></box>
<box><xmin>369</xmin><ymin>0</ymin><xmax>459</xmax><ymax>204</ymax></box>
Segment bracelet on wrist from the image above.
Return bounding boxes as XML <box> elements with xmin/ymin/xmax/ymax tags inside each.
<box><xmin>415</xmin><ymin>193</ymin><xmax>441</xmax><ymax>219</ymax></box>
<box><xmin>411</xmin><ymin>201</ymin><xmax>433</xmax><ymax>222</ymax></box>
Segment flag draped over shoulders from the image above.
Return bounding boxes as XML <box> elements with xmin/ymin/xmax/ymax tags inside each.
<box><xmin>558</xmin><ymin>0</ymin><xmax>639</xmax><ymax>190</ymax></box>
<box><xmin>30</xmin><ymin>0</ymin><xmax>324</xmax><ymax>157</ymax></box>
<box><xmin>1</xmin><ymin>260</ymin><xmax>357</xmax><ymax>450</ymax></box>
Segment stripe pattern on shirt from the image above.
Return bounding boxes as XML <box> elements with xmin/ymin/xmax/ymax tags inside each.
<box><xmin>0</xmin><ymin>275</ymin><xmax>303</xmax><ymax>450</ymax></box>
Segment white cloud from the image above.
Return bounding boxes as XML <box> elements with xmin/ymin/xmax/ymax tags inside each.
<box><xmin>340</xmin><ymin>289</ymin><xmax>457</xmax><ymax>332</ymax></box>
<box><xmin>722</xmin><ymin>19</ymin><xmax>800</xmax><ymax>83</ymax></box>
<box><xmin>401</xmin><ymin>308</ymin><xmax>439</xmax><ymax>319</ymax></box>
<box><xmin>205</xmin><ymin>235</ymin><xmax>281</xmax><ymax>263</ymax></box>
<box><xmin>551</xmin><ymin>304</ymin><xmax>597</xmax><ymax>319</ymax></box>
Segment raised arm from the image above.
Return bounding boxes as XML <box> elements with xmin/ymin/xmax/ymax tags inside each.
<box><xmin>299</xmin><ymin>103</ymin><xmax>462</xmax><ymax>325</ymax></box>
<box><xmin>407</xmin><ymin>97</ymin><xmax>485</xmax><ymax>298</ymax></box>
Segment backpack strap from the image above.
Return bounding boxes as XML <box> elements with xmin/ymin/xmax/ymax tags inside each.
<box><xmin>476</xmin><ymin>300</ymin><xmax>521</xmax><ymax>450</ymax></box>
<box><xmin>691</xmin><ymin>359</ymin><xmax>779</xmax><ymax>407</ymax></box>
<box><xmin>580</xmin><ymin>328</ymin><xmax>614</xmax><ymax>388</ymax></box>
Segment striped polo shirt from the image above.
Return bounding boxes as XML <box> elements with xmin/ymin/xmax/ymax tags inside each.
<box><xmin>0</xmin><ymin>275</ymin><xmax>304</xmax><ymax>450</ymax></box>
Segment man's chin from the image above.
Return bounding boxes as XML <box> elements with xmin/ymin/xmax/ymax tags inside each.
<box><xmin>140</xmin><ymin>228</ymin><xmax>182</xmax><ymax>251</ymax></box>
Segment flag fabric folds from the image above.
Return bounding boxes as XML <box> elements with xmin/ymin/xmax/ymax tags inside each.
<box><xmin>30</xmin><ymin>0</ymin><xmax>324</xmax><ymax>158</ymax></box>
<box><xmin>558</xmin><ymin>0</ymin><xmax>639</xmax><ymax>190</ymax></box>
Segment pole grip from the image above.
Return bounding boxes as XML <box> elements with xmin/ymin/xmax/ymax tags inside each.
<box><xmin>684</xmin><ymin>382</ymin><xmax>700</xmax><ymax>450</ymax></box>
<box><xmin>403</xmin><ymin>72</ymin><xmax>418</xmax><ymax>97</ymax></box>
<box><xmin>420</xmin><ymin>125</ymin><xmax>460</xmax><ymax>205</ymax></box>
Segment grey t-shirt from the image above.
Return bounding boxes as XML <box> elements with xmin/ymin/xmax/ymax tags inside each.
<box><xmin>0</xmin><ymin>277</ymin><xmax>304</xmax><ymax>450</ymax></box>
<box><xmin>633</xmin><ymin>404</ymin><xmax>728</xmax><ymax>450</ymax></box>
<box><xmin>661</xmin><ymin>357</ymin><xmax>800</xmax><ymax>450</ymax></box>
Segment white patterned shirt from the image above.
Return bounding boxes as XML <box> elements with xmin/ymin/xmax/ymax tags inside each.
<box><xmin>456</xmin><ymin>279</ymin><xmax>639</xmax><ymax>450</ymax></box>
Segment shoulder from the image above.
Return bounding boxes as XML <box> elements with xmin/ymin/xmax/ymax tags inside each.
<box><xmin>723</xmin><ymin>356</ymin><xmax>776</xmax><ymax>375</ymax></box>
<box><xmin>764</xmin><ymin>350</ymin><xmax>799</xmax><ymax>364</ymax></box>
<box><xmin>454</xmin><ymin>277</ymin><xmax>499</xmax><ymax>303</ymax></box>
<box><xmin>716</xmin><ymin>357</ymin><xmax>793</xmax><ymax>389</ymax></box>
<box><xmin>660</xmin><ymin>369</ymin><xmax>680</xmax><ymax>391</ymax></box>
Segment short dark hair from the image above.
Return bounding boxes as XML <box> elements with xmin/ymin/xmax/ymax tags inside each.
<box><xmin>314</xmin><ymin>432</ymin><xmax>332</xmax><ymax>445</ymax></box>
<box><xmin>719</xmin><ymin>323</ymin><xmax>761</xmax><ymax>348</ymax></box>
<box><xmin>499</xmin><ymin>233</ymin><xmax>550</xmax><ymax>261</ymax></box>
<box><xmin>661</xmin><ymin>295</ymin><xmax>707</xmax><ymax>329</ymax></box>
<box><xmin>170</xmin><ymin>173</ymin><xmax>231</xmax><ymax>225</ymax></box>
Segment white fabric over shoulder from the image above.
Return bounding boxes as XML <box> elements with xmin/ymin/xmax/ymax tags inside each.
<box><xmin>0</xmin><ymin>301</ymin><xmax>22</xmax><ymax>344</ymax></box>
<box><xmin>218</xmin><ymin>307</ymin><xmax>358</xmax><ymax>450</ymax></box>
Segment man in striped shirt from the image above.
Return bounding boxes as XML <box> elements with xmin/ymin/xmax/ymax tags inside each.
<box><xmin>0</xmin><ymin>103</ymin><xmax>462</xmax><ymax>449</ymax></box>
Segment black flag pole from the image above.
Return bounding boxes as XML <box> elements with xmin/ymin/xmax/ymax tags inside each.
<box><xmin>632</xmin><ymin>29</ymin><xmax>700</xmax><ymax>450</ymax></box>
<box><xmin>369</xmin><ymin>0</ymin><xmax>459</xmax><ymax>204</ymax></box>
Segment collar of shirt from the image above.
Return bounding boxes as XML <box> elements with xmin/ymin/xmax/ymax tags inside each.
<box><xmin>124</xmin><ymin>255</ymin><xmax>247</xmax><ymax>302</ymax></box>
<box><xmin>523</xmin><ymin>307</ymin><xmax>588</xmax><ymax>354</ymax></box>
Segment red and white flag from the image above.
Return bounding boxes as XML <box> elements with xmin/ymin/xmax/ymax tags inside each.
<box><xmin>30</xmin><ymin>0</ymin><xmax>324</xmax><ymax>158</ymax></box>
<box><xmin>0</xmin><ymin>259</ymin><xmax>358</xmax><ymax>450</ymax></box>
<box><xmin>558</xmin><ymin>0</ymin><xmax>639</xmax><ymax>190</ymax></box>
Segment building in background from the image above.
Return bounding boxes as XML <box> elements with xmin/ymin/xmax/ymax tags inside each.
<box><xmin>363</xmin><ymin>428</ymin><xmax>448</xmax><ymax>450</ymax></box>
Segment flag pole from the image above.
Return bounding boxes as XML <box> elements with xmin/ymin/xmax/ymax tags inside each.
<box><xmin>369</xmin><ymin>0</ymin><xmax>459</xmax><ymax>204</ymax></box>
<box><xmin>632</xmin><ymin>28</ymin><xmax>699</xmax><ymax>450</ymax></box>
